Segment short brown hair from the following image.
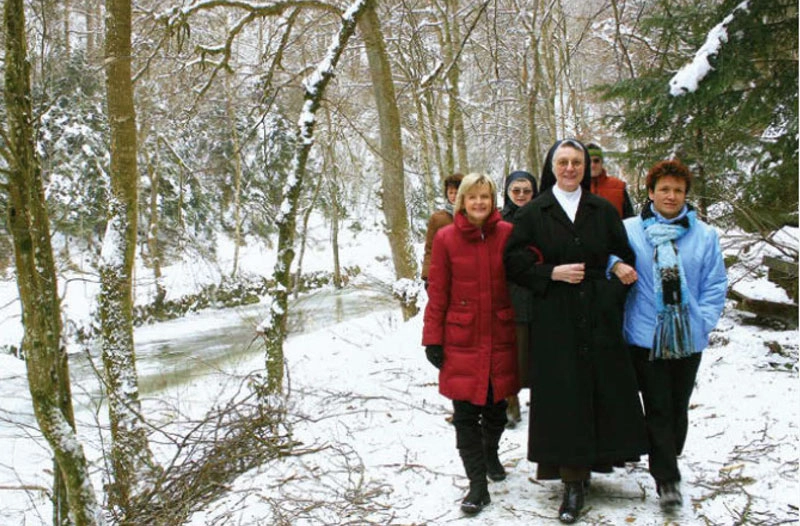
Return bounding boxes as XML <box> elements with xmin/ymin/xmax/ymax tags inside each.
<box><xmin>646</xmin><ymin>160</ymin><xmax>693</xmax><ymax>194</ymax></box>
<box><xmin>444</xmin><ymin>172</ymin><xmax>464</xmax><ymax>190</ymax></box>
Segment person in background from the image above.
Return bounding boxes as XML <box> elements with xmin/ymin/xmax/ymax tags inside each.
<box><xmin>504</xmin><ymin>139</ymin><xmax>647</xmax><ymax>524</ymax></box>
<box><xmin>586</xmin><ymin>143</ymin><xmax>635</xmax><ymax>219</ymax></box>
<box><xmin>421</xmin><ymin>173</ymin><xmax>464</xmax><ymax>287</ymax></box>
<box><xmin>422</xmin><ymin>173</ymin><xmax>520</xmax><ymax>516</ymax></box>
<box><xmin>623</xmin><ymin>159</ymin><xmax>727</xmax><ymax>510</ymax></box>
<box><xmin>500</xmin><ymin>170</ymin><xmax>538</xmax><ymax>428</ymax></box>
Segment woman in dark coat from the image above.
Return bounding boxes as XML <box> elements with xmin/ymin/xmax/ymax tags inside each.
<box><xmin>501</xmin><ymin>170</ymin><xmax>538</xmax><ymax>426</ymax></box>
<box><xmin>422</xmin><ymin>173</ymin><xmax>520</xmax><ymax>516</ymax></box>
<box><xmin>503</xmin><ymin>139</ymin><xmax>647</xmax><ymax>524</ymax></box>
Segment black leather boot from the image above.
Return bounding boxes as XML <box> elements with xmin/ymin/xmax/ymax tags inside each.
<box><xmin>484</xmin><ymin>445</ymin><xmax>506</xmax><ymax>481</ymax></box>
<box><xmin>658</xmin><ymin>481</ymin><xmax>683</xmax><ymax>509</ymax></box>
<box><xmin>460</xmin><ymin>478</ymin><xmax>490</xmax><ymax>514</ymax></box>
<box><xmin>459</xmin><ymin>447</ymin><xmax>490</xmax><ymax>514</ymax></box>
<box><xmin>482</xmin><ymin>408</ymin><xmax>508</xmax><ymax>481</ymax></box>
<box><xmin>558</xmin><ymin>481</ymin><xmax>585</xmax><ymax>524</ymax></box>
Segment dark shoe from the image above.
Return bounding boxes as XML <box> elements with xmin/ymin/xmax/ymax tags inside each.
<box><xmin>659</xmin><ymin>481</ymin><xmax>683</xmax><ymax>509</ymax></box>
<box><xmin>558</xmin><ymin>481</ymin><xmax>585</xmax><ymax>524</ymax></box>
<box><xmin>485</xmin><ymin>450</ymin><xmax>506</xmax><ymax>481</ymax></box>
<box><xmin>460</xmin><ymin>481</ymin><xmax>490</xmax><ymax>514</ymax></box>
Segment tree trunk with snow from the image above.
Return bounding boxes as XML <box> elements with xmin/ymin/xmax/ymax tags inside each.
<box><xmin>2</xmin><ymin>0</ymin><xmax>102</xmax><ymax>524</ymax></box>
<box><xmin>262</xmin><ymin>0</ymin><xmax>373</xmax><ymax>394</ymax></box>
<box><xmin>101</xmin><ymin>0</ymin><xmax>156</xmax><ymax>518</ymax></box>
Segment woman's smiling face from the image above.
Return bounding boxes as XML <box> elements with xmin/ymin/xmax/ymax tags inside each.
<box><xmin>464</xmin><ymin>183</ymin><xmax>493</xmax><ymax>226</ymax></box>
<box><xmin>508</xmin><ymin>179</ymin><xmax>534</xmax><ymax>207</ymax></box>
<box><xmin>553</xmin><ymin>145</ymin><xmax>585</xmax><ymax>192</ymax></box>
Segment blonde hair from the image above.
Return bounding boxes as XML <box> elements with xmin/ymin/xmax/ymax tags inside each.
<box><xmin>454</xmin><ymin>173</ymin><xmax>498</xmax><ymax>215</ymax></box>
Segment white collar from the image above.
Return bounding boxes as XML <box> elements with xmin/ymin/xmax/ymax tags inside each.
<box><xmin>552</xmin><ymin>185</ymin><xmax>582</xmax><ymax>222</ymax></box>
<box><xmin>552</xmin><ymin>184</ymin><xmax>582</xmax><ymax>202</ymax></box>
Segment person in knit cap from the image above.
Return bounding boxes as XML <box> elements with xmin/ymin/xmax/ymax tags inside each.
<box><xmin>501</xmin><ymin>171</ymin><xmax>538</xmax><ymax>428</ymax></box>
<box><xmin>421</xmin><ymin>173</ymin><xmax>464</xmax><ymax>286</ymax></box>
<box><xmin>504</xmin><ymin>139</ymin><xmax>647</xmax><ymax>524</ymax></box>
<box><xmin>586</xmin><ymin>143</ymin><xmax>635</xmax><ymax>219</ymax></box>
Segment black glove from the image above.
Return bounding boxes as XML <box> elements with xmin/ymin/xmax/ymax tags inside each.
<box><xmin>425</xmin><ymin>345</ymin><xmax>444</xmax><ymax>369</ymax></box>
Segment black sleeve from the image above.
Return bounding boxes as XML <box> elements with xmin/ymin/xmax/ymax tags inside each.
<box><xmin>622</xmin><ymin>189</ymin><xmax>635</xmax><ymax>219</ymax></box>
<box><xmin>503</xmin><ymin>205</ymin><xmax>554</xmax><ymax>297</ymax></box>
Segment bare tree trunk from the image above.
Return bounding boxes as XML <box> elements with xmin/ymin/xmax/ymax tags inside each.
<box><xmin>610</xmin><ymin>0</ymin><xmax>637</xmax><ymax>79</ymax></box>
<box><xmin>331</xmin><ymin>178</ymin><xmax>342</xmax><ymax>289</ymax></box>
<box><xmin>86</xmin><ymin>0</ymin><xmax>97</xmax><ymax>59</ymax></box>
<box><xmin>443</xmin><ymin>0</ymin><xmax>469</xmax><ymax>174</ymax></box>
<box><xmin>412</xmin><ymin>87</ymin><xmax>436</xmax><ymax>214</ymax></box>
<box><xmin>319</xmin><ymin>124</ymin><xmax>344</xmax><ymax>289</ymax></box>
<box><xmin>64</xmin><ymin>0</ymin><xmax>71</xmax><ymax>57</ymax></box>
<box><xmin>359</xmin><ymin>3</ymin><xmax>418</xmax><ymax>286</ymax></box>
<box><xmin>541</xmin><ymin>12</ymin><xmax>557</xmax><ymax>141</ymax></box>
<box><xmin>3</xmin><ymin>1</ymin><xmax>101</xmax><ymax>524</ymax></box>
<box><xmin>424</xmin><ymin>89</ymin><xmax>446</xmax><ymax>184</ymax></box>
<box><xmin>101</xmin><ymin>0</ymin><xmax>155</xmax><ymax>518</ymax></box>
<box><xmin>293</xmin><ymin>174</ymin><xmax>324</xmax><ymax>299</ymax></box>
<box><xmin>262</xmin><ymin>0</ymin><xmax>372</xmax><ymax>394</ymax></box>
<box><xmin>226</xmin><ymin>72</ymin><xmax>244</xmax><ymax>277</ymax></box>
<box><xmin>695</xmin><ymin>128</ymin><xmax>708</xmax><ymax>219</ymax></box>
<box><xmin>524</xmin><ymin>41</ymin><xmax>541</xmax><ymax>176</ymax></box>
<box><xmin>146</xmin><ymin>145</ymin><xmax>166</xmax><ymax>310</ymax></box>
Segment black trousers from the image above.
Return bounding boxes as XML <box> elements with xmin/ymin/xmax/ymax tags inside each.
<box><xmin>631</xmin><ymin>345</ymin><xmax>702</xmax><ymax>484</ymax></box>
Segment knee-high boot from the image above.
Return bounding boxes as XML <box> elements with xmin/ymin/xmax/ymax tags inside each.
<box><xmin>482</xmin><ymin>404</ymin><xmax>508</xmax><ymax>482</ymax></box>
<box><xmin>458</xmin><ymin>444</ymin><xmax>490</xmax><ymax>514</ymax></box>
<box><xmin>455</xmin><ymin>416</ymin><xmax>490</xmax><ymax>514</ymax></box>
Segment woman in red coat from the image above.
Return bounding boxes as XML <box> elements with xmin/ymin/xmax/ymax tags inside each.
<box><xmin>422</xmin><ymin>172</ymin><xmax>520</xmax><ymax>515</ymax></box>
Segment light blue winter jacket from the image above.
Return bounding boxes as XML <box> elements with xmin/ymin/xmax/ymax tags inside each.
<box><xmin>623</xmin><ymin>206</ymin><xmax>728</xmax><ymax>353</ymax></box>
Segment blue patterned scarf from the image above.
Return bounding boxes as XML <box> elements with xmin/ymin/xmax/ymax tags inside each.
<box><xmin>642</xmin><ymin>202</ymin><xmax>696</xmax><ymax>360</ymax></box>
<box><xmin>445</xmin><ymin>202</ymin><xmax>454</xmax><ymax>216</ymax></box>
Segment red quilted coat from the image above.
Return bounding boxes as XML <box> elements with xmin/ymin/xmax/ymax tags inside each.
<box><xmin>422</xmin><ymin>209</ymin><xmax>520</xmax><ymax>405</ymax></box>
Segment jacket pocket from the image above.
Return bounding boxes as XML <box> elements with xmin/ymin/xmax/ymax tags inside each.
<box><xmin>445</xmin><ymin>311</ymin><xmax>475</xmax><ymax>347</ymax></box>
<box><xmin>495</xmin><ymin>307</ymin><xmax>517</xmax><ymax>345</ymax></box>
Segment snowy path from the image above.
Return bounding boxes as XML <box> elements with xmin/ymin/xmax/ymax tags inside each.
<box><xmin>1</xmin><ymin>295</ymin><xmax>797</xmax><ymax>525</ymax></box>
<box><xmin>186</xmin><ymin>301</ymin><xmax>798</xmax><ymax>525</ymax></box>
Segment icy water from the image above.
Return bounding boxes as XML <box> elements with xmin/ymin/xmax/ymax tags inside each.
<box><xmin>69</xmin><ymin>288</ymin><xmax>399</xmax><ymax>397</ymax></box>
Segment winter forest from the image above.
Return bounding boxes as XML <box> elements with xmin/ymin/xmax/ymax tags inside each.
<box><xmin>0</xmin><ymin>0</ymin><xmax>797</xmax><ymax>525</ymax></box>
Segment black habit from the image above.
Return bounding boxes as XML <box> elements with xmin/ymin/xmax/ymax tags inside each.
<box><xmin>504</xmin><ymin>183</ymin><xmax>647</xmax><ymax>470</ymax></box>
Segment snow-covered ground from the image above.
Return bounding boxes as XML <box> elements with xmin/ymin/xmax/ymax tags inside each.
<box><xmin>0</xmin><ymin>219</ymin><xmax>797</xmax><ymax>525</ymax></box>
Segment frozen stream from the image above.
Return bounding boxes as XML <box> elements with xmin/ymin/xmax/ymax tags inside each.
<box><xmin>68</xmin><ymin>287</ymin><xmax>399</xmax><ymax>398</ymax></box>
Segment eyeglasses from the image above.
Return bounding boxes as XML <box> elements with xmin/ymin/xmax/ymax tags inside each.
<box><xmin>510</xmin><ymin>188</ymin><xmax>533</xmax><ymax>196</ymax></box>
<box><xmin>591</xmin><ymin>158</ymin><xmax>602</xmax><ymax>164</ymax></box>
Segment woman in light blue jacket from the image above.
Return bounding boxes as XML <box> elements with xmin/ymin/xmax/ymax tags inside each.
<box><xmin>623</xmin><ymin>159</ymin><xmax>727</xmax><ymax>511</ymax></box>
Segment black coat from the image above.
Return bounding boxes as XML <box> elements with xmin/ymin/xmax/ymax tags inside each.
<box><xmin>504</xmin><ymin>189</ymin><xmax>647</xmax><ymax>467</ymax></box>
<box><xmin>502</xmin><ymin>206</ymin><xmax>534</xmax><ymax>324</ymax></box>
<box><xmin>501</xmin><ymin>171</ymin><xmax>538</xmax><ymax>324</ymax></box>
